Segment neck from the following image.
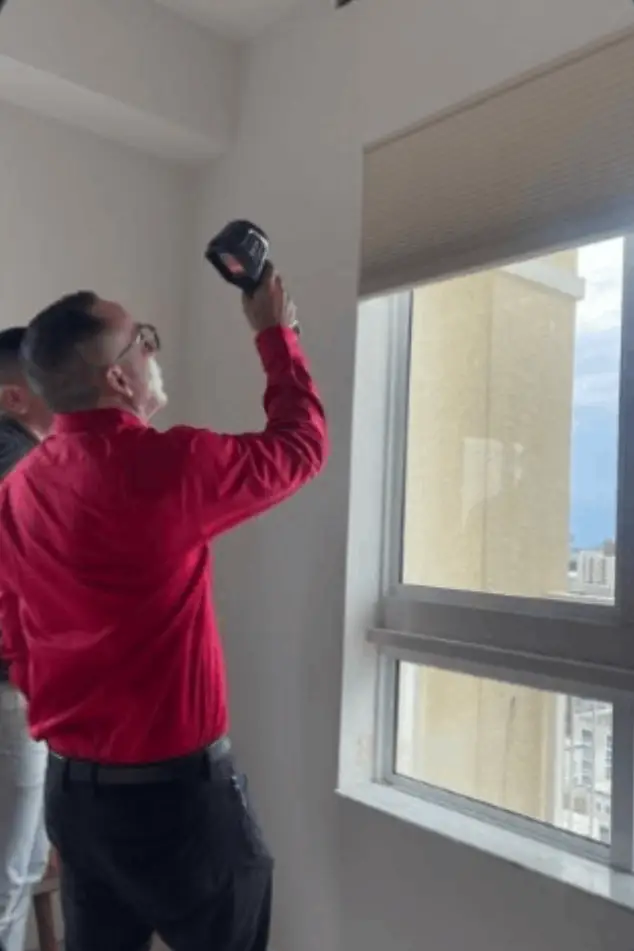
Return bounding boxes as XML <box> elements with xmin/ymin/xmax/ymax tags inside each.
<box><xmin>94</xmin><ymin>396</ymin><xmax>147</xmax><ymax>423</ymax></box>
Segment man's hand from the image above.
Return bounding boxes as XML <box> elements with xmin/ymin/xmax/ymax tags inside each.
<box><xmin>242</xmin><ymin>266</ymin><xmax>297</xmax><ymax>335</ymax></box>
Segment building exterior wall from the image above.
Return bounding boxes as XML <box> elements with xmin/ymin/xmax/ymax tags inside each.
<box><xmin>400</xmin><ymin>251</ymin><xmax>579</xmax><ymax>821</ymax></box>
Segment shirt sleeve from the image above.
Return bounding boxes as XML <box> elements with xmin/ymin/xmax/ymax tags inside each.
<box><xmin>0</xmin><ymin>588</ymin><xmax>29</xmax><ymax>698</ymax></box>
<box><xmin>174</xmin><ymin>326</ymin><xmax>328</xmax><ymax>539</ymax></box>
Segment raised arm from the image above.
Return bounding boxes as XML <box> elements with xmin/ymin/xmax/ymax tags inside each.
<box><xmin>174</xmin><ymin>270</ymin><xmax>328</xmax><ymax>539</ymax></box>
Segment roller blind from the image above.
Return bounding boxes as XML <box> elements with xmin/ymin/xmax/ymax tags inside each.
<box><xmin>361</xmin><ymin>29</ymin><xmax>634</xmax><ymax>298</ymax></box>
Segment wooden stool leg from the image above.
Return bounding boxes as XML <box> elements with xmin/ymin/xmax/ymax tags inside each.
<box><xmin>33</xmin><ymin>890</ymin><xmax>57</xmax><ymax>951</ymax></box>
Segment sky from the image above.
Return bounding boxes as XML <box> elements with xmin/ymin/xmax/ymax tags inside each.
<box><xmin>569</xmin><ymin>237</ymin><xmax>623</xmax><ymax>549</ymax></box>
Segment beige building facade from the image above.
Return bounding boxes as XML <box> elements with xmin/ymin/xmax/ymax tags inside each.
<box><xmin>398</xmin><ymin>249</ymin><xmax>583</xmax><ymax>824</ymax></box>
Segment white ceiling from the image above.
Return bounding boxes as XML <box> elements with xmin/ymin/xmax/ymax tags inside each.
<box><xmin>154</xmin><ymin>0</ymin><xmax>317</xmax><ymax>40</ymax></box>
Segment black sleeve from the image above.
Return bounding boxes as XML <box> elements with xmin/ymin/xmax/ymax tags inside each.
<box><xmin>0</xmin><ymin>417</ymin><xmax>37</xmax><ymax>681</ymax></box>
<box><xmin>0</xmin><ymin>417</ymin><xmax>38</xmax><ymax>480</ymax></box>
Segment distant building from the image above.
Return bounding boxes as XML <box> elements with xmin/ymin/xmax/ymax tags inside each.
<box><xmin>555</xmin><ymin>697</ymin><xmax>612</xmax><ymax>842</ymax></box>
<box><xmin>568</xmin><ymin>550</ymin><xmax>615</xmax><ymax>600</ymax></box>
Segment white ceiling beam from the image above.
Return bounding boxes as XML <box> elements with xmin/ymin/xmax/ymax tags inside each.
<box><xmin>0</xmin><ymin>0</ymin><xmax>239</xmax><ymax>162</ymax></box>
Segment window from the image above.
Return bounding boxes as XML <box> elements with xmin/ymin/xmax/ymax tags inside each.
<box><xmin>395</xmin><ymin>665</ymin><xmax>612</xmax><ymax>844</ymax></box>
<box><xmin>368</xmin><ymin>233</ymin><xmax>634</xmax><ymax>872</ymax></box>
<box><xmin>400</xmin><ymin>240</ymin><xmax>623</xmax><ymax>603</ymax></box>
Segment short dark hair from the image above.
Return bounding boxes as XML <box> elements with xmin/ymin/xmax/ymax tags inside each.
<box><xmin>0</xmin><ymin>327</ymin><xmax>27</xmax><ymax>382</ymax></box>
<box><xmin>22</xmin><ymin>291</ymin><xmax>104</xmax><ymax>413</ymax></box>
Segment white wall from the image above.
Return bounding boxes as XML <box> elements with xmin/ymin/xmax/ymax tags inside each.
<box><xmin>187</xmin><ymin>2</ymin><xmax>634</xmax><ymax>951</ymax></box>
<box><xmin>0</xmin><ymin>99</ymin><xmax>195</xmax><ymax>428</ymax></box>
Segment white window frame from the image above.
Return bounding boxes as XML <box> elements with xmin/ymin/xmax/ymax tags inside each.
<box><xmin>368</xmin><ymin>231</ymin><xmax>634</xmax><ymax>873</ymax></box>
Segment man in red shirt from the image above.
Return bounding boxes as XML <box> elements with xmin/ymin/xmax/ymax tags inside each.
<box><xmin>0</xmin><ymin>270</ymin><xmax>327</xmax><ymax>951</ymax></box>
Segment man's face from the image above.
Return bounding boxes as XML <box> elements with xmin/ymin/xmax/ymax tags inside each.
<box><xmin>94</xmin><ymin>298</ymin><xmax>168</xmax><ymax>421</ymax></box>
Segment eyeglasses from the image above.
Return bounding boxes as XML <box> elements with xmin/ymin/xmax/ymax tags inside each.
<box><xmin>115</xmin><ymin>324</ymin><xmax>161</xmax><ymax>363</ymax></box>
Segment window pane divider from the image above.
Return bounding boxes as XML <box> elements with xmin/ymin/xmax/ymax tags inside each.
<box><xmin>615</xmin><ymin>234</ymin><xmax>634</xmax><ymax>622</ymax></box>
<box><xmin>369</xmin><ymin>629</ymin><xmax>634</xmax><ymax>702</ymax></box>
<box><xmin>610</xmin><ymin>698</ymin><xmax>634</xmax><ymax>871</ymax></box>
<box><xmin>373</xmin><ymin>653</ymin><xmax>397</xmax><ymax>783</ymax></box>
<box><xmin>380</xmin><ymin>292</ymin><xmax>412</xmax><ymax>593</ymax></box>
<box><xmin>390</xmin><ymin>582</ymin><xmax>616</xmax><ymax>622</ymax></box>
<box><xmin>381</xmin><ymin>598</ymin><xmax>634</xmax><ymax>670</ymax></box>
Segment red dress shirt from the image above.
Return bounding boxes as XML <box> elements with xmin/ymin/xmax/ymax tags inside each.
<box><xmin>0</xmin><ymin>327</ymin><xmax>327</xmax><ymax>764</ymax></box>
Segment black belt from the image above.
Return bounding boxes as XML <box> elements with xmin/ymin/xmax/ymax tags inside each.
<box><xmin>48</xmin><ymin>735</ymin><xmax>231</xmax><ymax>785</ymax></box>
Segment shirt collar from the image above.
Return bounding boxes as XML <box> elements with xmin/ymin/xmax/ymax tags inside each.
<box><xmin>52</xmin><ymin>408</ymin><xmax>147</xmax><ymax>434</ymax></box>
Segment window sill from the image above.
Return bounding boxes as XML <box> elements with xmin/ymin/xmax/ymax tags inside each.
<box><xmin>336</xmin><ymin>781</ymin><xmax>634</xmax><ymax>912</ymax></box>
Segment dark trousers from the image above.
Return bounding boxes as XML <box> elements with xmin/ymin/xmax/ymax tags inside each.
<box><xmin>44</xmin><ymin>748</ymin><xmax>273</xmax><ymax>951</ymax></box>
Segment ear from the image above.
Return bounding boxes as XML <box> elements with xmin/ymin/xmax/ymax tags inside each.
<box><xmin>105</xmin><ymin>365</ymin><xmax>134</xmax><ymax>400</ymax></box>
<box><xmin>0</xmin><ymin>384</ymin><xmax>28</xmax><ymax>417</ymax></box>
